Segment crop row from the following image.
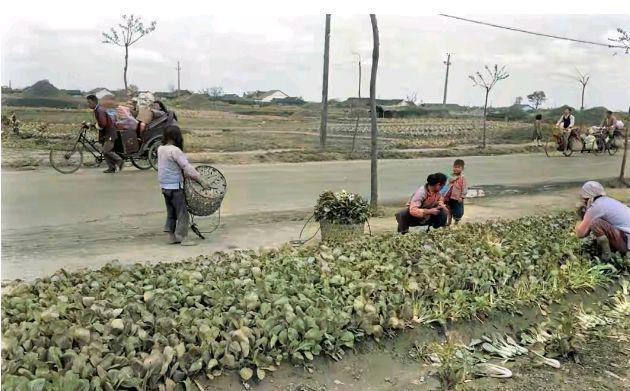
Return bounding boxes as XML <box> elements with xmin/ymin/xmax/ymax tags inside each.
<box><xmin>1</xmin><ymin>213</ymin><xmax>618</xmax><ymax>390</ymax></box>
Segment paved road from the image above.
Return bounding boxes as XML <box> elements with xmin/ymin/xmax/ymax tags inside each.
<box><xmin>1</xmin><ymin>153</ymin><xmax>624</xmax><ymax>280</ymax></box>
<box><xmin>1</xmin><ymin>152</ymin><xmax>623</xmax><ymax>230</ymax></box>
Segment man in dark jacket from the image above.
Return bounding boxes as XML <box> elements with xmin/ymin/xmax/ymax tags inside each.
<box><xmin>87</xmin><ymin>95</ymin><xmax>123</xmax><ymax>173</ymax></box>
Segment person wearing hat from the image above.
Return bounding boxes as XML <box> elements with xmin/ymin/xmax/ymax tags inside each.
<box><xmin>574</xmin><ymin>181</ymin><xmax>630</xmax><ymax>261</ymax></box>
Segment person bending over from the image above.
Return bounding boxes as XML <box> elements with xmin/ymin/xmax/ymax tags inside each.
<box><xmin>575</xmin><ymin>181</ymin><xmax>630</xmax><ymax>262</ymax></box>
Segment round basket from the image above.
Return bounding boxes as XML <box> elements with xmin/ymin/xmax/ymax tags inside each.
<box><xmin>184</xmin><ymin>165</ymin><xmax>227</xmax><ymax>216</ymax></box>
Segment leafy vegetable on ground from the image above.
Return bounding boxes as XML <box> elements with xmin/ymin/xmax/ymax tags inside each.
<box><xmin>1</xmin><ymin>213</ymin><xmax>624</xmax><ymax>390</ymax></box>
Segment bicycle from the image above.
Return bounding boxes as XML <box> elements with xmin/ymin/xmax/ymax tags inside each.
<box><xmin>545</xmin><ymin>127</ymin><xmax>582</xmax><ymax>157</ymax></box>
<box><xmin>49</xmin><ymin>122</ymin><xmax>153</xmax><ymax>174</ymax></box>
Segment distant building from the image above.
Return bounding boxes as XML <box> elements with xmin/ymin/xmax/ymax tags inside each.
<box><xmin>244</xmin><ymin>90</ymin><xmax>289</xmax><ymax>103</ymax></box>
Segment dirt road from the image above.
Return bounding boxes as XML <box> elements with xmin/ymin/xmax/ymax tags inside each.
<box><xmin>1</xmin><ymin>153</ymin><xmax>625</xmax><ymax>280</ymax></box>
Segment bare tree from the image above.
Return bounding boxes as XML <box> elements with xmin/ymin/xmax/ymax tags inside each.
<box><xmin>527</xmin><ymin>90</ymin><xmax>547</xmax><ymax>110</ymax></box>
<box><xmin>610</xmin><ymin>28</ymin><xmax>629</xmax><ymax>187</ymax></box>
<box><xmin>609</xmin><ymin>28</ymin><xmax>630</xmax><ymax>54</ymax></box>
<box><xmin>575</xmin><ymin>69</ymin><xmax>590</xmax><ymax>111</ymax></box>
<box><xmin>102</xmin><ymin>15</ymin><xmax>156</xmax><ymax>91</ymax></box>
<box><xmin>350</xmin><ymin>52</ymin><xmax>362</xmax><ymax>157</ymax></box>
<box><xmin>406</xmin><ymin>92</ymin><xmax>418</xmax><ymax>105</ymax></box>
<box><xmin>369</xmin><ymin>14</ymin><xmax>380</xmax><ymax>209</ymax></box>
<box><xmin>320</xmin><ymin>14</ymin><xmax>331</xmax><ymax>149</ymax></box>
<box><xmin>468</xmin><ymin>64</ymin><xmax>509</xmax><ymax>148</ymax></box>
<box><xmin>209</xmin><ymin>87</ymin><xmax>223</xmax><ymax>100</ymax></box>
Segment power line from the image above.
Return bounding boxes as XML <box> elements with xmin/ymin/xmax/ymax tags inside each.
<box><xmin>439</xmin><ymin>14</ymin><xmax>627</xmax><ymax>50</ymax></box>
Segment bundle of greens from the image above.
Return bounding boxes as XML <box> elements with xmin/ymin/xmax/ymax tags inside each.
<box><xmin>1</xmin><ymin>213</ymin><xmax>620</xmax><ymax>390</ymax></box>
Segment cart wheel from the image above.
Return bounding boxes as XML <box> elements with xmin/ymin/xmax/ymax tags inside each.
<box><xmin>50</xmin><ymin>145</ymin><xmax>84</xmax><ymax>174</ymax></box>
<box><xmin>131</xmin><ymin>156</ymin><xmax>152</xmax><ymax>170</ymax></box>
<box><xmin>148</xmin><ymin>141</ymin><xmax>160</xmax><ymax>171</ymax></box>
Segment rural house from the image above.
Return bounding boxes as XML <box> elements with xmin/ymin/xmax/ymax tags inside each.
<box><xmin>244</xmin><ymin>90</ymin><xmax>289</xmax><ymax>103</ymax></box>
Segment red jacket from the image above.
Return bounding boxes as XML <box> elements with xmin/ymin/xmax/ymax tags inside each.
<box><xmin>94</xmin><ymin>105</ymin><xmax>117</xmax><ymax>143</ymax></box>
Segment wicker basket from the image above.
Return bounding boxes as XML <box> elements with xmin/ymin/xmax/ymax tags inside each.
<box><xmin>319</xmin><ymin>220</ymin><xmax>365</xmax><ymax>243</ymax></box>
<box><xmin>184</xmin><ymin>166</ymin><xmax>227</xmax><ymax>216</ymax></box>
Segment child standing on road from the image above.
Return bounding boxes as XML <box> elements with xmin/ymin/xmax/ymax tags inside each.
<box><xmin>444</xmin><ymin>159</ymin><xmax>468</xmax><ymax>225</ymax></box>
<box><xmin>158</xmin><ymin>125</ymin><xmax>203</xmax><ymax>246</ymax></box>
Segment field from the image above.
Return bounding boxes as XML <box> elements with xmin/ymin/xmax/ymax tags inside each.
<box><xmin>1</xmin><ymin>104</ymin><xmax>543</xmax><ymax>169</ymax></box>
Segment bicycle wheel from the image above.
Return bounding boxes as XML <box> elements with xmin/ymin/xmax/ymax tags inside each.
<box><xmin>147</xmin><ymin>141</ymin><xmax>160</xmax><ymax>171</ymax></box>
<box><xmin>131</xmin><ymin>155</ymin><xmax>152</xmax><ymax>170</ymax></box>
<box><xmin>562</xmin><ymin>136</ymin><xmax>581</xmax><ymax>157</ymax></box>
<box><xmin>608</xmin><ymin>137</ymin><xmax>620</xmax><ymax>155</ymax></box>
<box><xmin>50</xmin><ymin>145</ymin><xmax>84</xmax><ymax>174</ymax></box>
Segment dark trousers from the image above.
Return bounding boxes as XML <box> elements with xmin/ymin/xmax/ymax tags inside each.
<box><xmin>162</xmin><ymin>188</ymin><xmax>189</xmax><ymax>238</ymax></box>
<box><xmin>447</xmin><ymin>199</ymin><xmax>464</xmax><ymax>221</ymax></box>
<box><xmin>395</xmin><ymin>208</ymin><xmax>448</xmax><ymax>233</ymax></box>
<box><xmin>102</xmin><ymin>140</ymin><xmax>122</xmax><ymax>169</ymax></box>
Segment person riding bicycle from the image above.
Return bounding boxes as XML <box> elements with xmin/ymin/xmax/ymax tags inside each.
<box><xmin>600</xmin><ymin>110</ymin><xmax>618</xmax><ymax>137</ymax></box>
<box><xmin>555</xmin><ymin>107</ymin><xmax>575</xmax><ymax>150</ymax></box>
<box><xmin>86</xmin><ymin>94</ymin><xmax>124</xmax><ymax>173</ymax></box>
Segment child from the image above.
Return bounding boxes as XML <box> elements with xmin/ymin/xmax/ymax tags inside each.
<box><xmin>533</xmin><ymin>114</ymin><xmax>543</xmax><ymax>145</ymax></box>
<box><xmin>444</xmin><ymin>159</ymin><xmax>468</xmax><ymax>225</ymax></box>
<box><xmin>157</xmin><ymin>125</ymin><xmax>203</xmax><ymax>246</ymax></box>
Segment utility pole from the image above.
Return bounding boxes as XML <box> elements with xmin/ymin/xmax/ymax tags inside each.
<box><xmin>175</xmin><ymin>61</ymin><xmax>182</xmax><ymax>92</ymax></box>
<box><xmin>442</xmin><ymin>53</ymin><xmax>452</xmax><ymax>106</ymax></box>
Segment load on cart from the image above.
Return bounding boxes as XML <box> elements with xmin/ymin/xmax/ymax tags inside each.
<box><xmin>49</xmin><ymin>92</ymin><xmax>176</xmax><ymax>173</ymax></box>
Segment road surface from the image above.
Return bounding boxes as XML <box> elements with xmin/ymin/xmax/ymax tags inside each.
<box><xmin>2</xmin><ymin>152</ymin><xmax>624</xmax><ymax>280</ymax></box>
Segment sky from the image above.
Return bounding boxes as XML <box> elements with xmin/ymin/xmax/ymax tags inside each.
<box><xmin>1</xmin><ymin>9</ymin><xmax>629</xmax><ymax>110</ymax></box>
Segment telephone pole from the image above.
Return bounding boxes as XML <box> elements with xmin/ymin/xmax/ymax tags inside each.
<box><xmin>442</xmin><ymin>53</ymin><xmax>452</xmax><ymax>106</ymax></box>
<box><xmin>175</xmin><ymin>62</ymin><xmax>182</xmax><ymax>92</ymax></box>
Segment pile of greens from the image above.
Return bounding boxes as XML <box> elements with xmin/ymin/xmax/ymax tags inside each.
<box><xmin>314</xmin><ymin>190</ymin><xmax>370</xmax><ymax>225</ymax></box>
<box><xmin>1</xmin><ymin>213</ymin><xmax>620</xmax><ymax>390</ymax></box>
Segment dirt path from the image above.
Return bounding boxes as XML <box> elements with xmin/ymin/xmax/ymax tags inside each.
<box><xmin>3</xmin><ymin>184</ymin><xmax>628</xmax><ymax>282</ymax></box>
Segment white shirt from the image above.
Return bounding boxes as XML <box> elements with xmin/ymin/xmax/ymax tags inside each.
<box><xmin>556</xmin><ymin>114</ymin><xmax>575</xmax><ymax>128</ymax></box>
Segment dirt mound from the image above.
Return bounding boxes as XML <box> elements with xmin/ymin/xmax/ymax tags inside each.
<box><xmin>23</xmin><ymin>80</ymin><xmax>60</xmax><ymax>97</ymax></box>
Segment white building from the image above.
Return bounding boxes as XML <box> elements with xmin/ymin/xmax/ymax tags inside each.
<box><xmin>245</xmin><ymin>90</ymin><xmax>289</xmax><ymax>103</ymax></box>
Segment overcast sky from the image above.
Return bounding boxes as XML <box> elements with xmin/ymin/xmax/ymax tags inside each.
<box><xmin>1</xmin><ymin>13</ymin><xmax>629</xmax><ymax>109</ymax></box>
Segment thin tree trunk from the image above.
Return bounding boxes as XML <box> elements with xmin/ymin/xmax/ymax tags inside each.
<box><xmin>620</xmin><ymin>107</ymin><xmax>629</xmax><ymax>187</ymax></box>
<box><xmin>124</xmin><ymin>44</ymin><xmax>129</xmax><ymax>92</ymax></box>
<box><xmin>319</xmin><ymin>14</ymin><xmax>331</xmax><ymax>150</ymax></box>
<box><xmin>482</xmin><ymin>90</ymin><xmax>489</xmax><ymax>149</ymax></box>
<box><xmin>580</xmin><ymin>84</ymin><xmax>585</xmax><ymax>111</ymax></box>
<box><xmin>369</xmin><ymin>14</ymin><xmax>379</xmax><ymax>209</ymax></box>
<box><xmin>349</xmin><ymin>57</ymin><xmax>362</xmax><ymax>157</ymax></box>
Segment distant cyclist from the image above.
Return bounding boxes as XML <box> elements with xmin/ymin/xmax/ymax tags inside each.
<box><xmin>555</xmin><ymin>107</ymin><xmax>575</xmax><ymax>150</ymax></box>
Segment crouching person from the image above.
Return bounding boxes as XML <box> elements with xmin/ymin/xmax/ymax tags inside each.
<box><xmin>574</xmin><ymin>181</ymin><xmax>630</xmax><ymax>261</ymax></box>
<box><xmin>396</xmin><ymin>173</ymin><xmax>448</xmax><ymax>234</ymax></box>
